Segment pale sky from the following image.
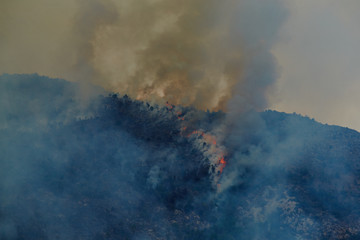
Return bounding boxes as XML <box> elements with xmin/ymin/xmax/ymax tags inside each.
<box><xmin>272</xmin><ymin>0</ymin><xmax>360</xmax><ymax>130</ymax></box>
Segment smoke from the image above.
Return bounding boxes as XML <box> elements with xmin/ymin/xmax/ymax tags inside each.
<box><xmin>72</xmin><ymin>0</ymin><xmax>287</xmax><ymax>111</ymax></box>
<box><xmin>0</xmin><ymin>0</ymin><xmax>287</xmax><ymax>112</ymax></box>
<box><xmin>3</xmin><ymin>1</ymin><xmax>360</xmax><ymax>239</ymax></box>
<box><xmin>1</xmin><ymin>74</ymin><xmax>360</xmax><ymax>239</ymax></box>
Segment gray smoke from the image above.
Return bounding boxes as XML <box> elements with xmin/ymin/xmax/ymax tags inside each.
<box><xmin>0</xmin><ymin>0</ymin><xmax>287</xmax><ymax>112</ymax></box>
<box><xmin>1</xmin><ymin>74</ymin><xmax>360</xmax><ymax>239</ymax></box>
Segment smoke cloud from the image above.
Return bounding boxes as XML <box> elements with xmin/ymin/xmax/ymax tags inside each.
<box><xmin>72</xmin><ymin>0</ymin><xmax>287</xmax><ymax>111</ymax></box>
<box><xmin>0</xmin><ymin>0</ymin><xmax>287</xmax><ymax>112</ymax></box>
<box><xmin>2</xmin><ymin>1</ymin><xmax>360</xmax><ymax>239</ymax></box>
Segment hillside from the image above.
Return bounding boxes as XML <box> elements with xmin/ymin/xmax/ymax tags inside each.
<box><xmin>1</xmin><ymin>74</ymin><xmax>360</xmax><ymax>239</ymax></box>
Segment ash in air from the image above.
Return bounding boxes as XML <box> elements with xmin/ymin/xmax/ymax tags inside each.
<box><xmin>1</xmin><ymin>74</ymin><xmax>360</xmax><ymax>240</ymax></box>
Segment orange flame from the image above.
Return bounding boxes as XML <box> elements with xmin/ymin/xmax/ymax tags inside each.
<box><xmin>165</xmin><ymin>101</ymin><xmax>174</xmax><ymax>110</ymax></box>
<box><xmin>218</xmin><ymin>156</ymin><xmax>226</xmax><ymax>174</ymax></box>
<box><xmin>165</xmin><ymin>103</ymin><xmax>185</xmax><ymax>121</ymax></box>
<box><xmin>166</xmin><ymin>103</ymin><xmax>227</xmax><ymax>190</ymax></box>
<box><xmin>184</xmin><ymin>128</ymin><xmax>227</xmax><ymax>188</ymax></box>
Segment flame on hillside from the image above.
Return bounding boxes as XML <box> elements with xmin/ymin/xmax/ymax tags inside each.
<box><xmin>166</xmin><ymin>102</ymin><xmax>227</xmax><ymax>189</ymax></box>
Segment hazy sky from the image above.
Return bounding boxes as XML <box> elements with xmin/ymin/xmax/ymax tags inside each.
<box><xmin>1</xmin><ymin>0</ymin><xmax>359</xmax><ymax>130</ymax></box>
<box><xmin>272</xmin><ymin>0</ymin><xmax>360</xmax><ymax>130</ymax></box>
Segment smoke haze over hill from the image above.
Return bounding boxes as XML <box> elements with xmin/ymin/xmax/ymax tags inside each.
<box><xmin>2</xmin><ymin>1</ymin><xmax>360</xmax><ymax>130</ymax></box>
<box><xmin>1</xmin><ymin>1</ymin><xmax>360</xmax><ymax>239</ymax></box>
<box><xmin>1</xmin><ymin>74</ymin><xmax>360</xmax><ymax>239</ymax></box>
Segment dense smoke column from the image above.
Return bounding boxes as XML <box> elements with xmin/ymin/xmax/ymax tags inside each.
<box><xmin>0</xmin><ymin>0</ymin><xmax>287</xmax><ymax>112</ymax></box>
<box><xmin>0</xmin><ymin>0</ymin><xmax>290</xmax><ymax>127</ymax></box>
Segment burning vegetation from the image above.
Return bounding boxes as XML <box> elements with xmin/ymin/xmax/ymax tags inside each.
<box><xmin>2</xmin><ymin>74</ymin><xmax>360</xmax><ymax>239</ymax></box>
<box><xmin>165</xmin><ymin>101</ymin><xmax>227</xmax><ymax>187</ymax></box>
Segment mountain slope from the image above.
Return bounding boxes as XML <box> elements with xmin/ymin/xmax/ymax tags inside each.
<box><xmin>1</xmin><ymin>74</ymin><xmax>360</xmax><ymax>239</ymax></box>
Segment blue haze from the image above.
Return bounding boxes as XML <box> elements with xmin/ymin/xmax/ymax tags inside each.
<box><xmin>0</xmin><ymin>74</ymin><xmax>360</xmax><ymax>239</ymax></box>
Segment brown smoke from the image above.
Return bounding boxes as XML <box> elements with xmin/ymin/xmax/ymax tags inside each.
<box><xmin>0</xmin><ymin>0</ymin><xmax>287</xmax><ymax>111</ymax></box>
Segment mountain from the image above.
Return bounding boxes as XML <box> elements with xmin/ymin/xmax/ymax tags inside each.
<box><xmin>1</xmin><ymin>74</ymin><xmax>360</xmax><ymax>240</ymax></box>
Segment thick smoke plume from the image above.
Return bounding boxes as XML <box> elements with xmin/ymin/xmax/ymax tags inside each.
<box><xmin>0</xmin><ymin>0</ymin><xmax>287</xmax><ymax>111</ymax></box>
<box><xmin>71</xmin><ymin>0</ymin><xmax>287</xmax><ymax>111</ymax></box>
<box><xmin>3</xmin><ymin>1</ymin><xmax>360</xmax><ymax>239</ymax></box>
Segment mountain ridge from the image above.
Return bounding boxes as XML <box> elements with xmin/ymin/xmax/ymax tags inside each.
<box><xmin>1</xmin><ymin>73</ymin><xmax>360</xmax><ymax>239</ymax></box>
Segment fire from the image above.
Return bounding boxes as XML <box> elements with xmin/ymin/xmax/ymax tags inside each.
<box><xmin>165</xmin><ymin>101</ymin><xmax>227</xmax><ymax>189</ymax></box>
<box><xmin>165</xmin><ymin>101</ymin><xmax>173</xmax><ymax>109</ymax></box>
<box><xmin>218</xmin><ymin>157</ymin><xmax>226</xmax><ymax>174</ymax></box>
<box><xmin>166</xmin><ymin>102</ymin><xmax>185</xmax><ymax>121</ymax></box>
<box><xmin>184</xmin><ymin>128</ymin><xmax>227</xmax><ymax>186</ymax></box>
<box><xmin>187</xmin><ymin>130</ymin><xmax>217</xmax><ymax>147</ymax></box>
